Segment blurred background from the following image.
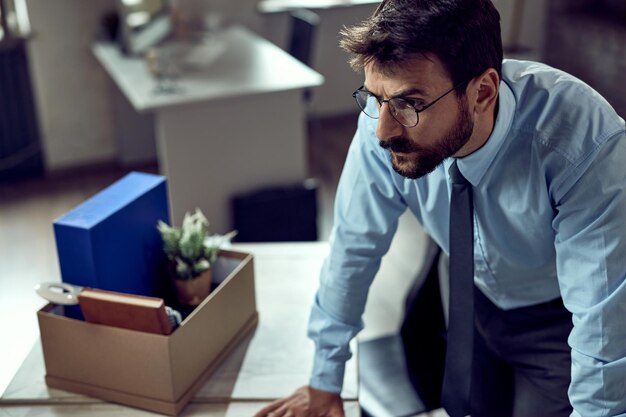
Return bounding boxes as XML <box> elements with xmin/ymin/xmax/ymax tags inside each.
<box><xmin>1</xmin><ymin>0</ymin><xmax>623</xmax><ymax>186</ymax></box>
<box><xmin>0</xmin><ymin>0</ymin><xmax>624</xmax><ymax>412</ymax></box>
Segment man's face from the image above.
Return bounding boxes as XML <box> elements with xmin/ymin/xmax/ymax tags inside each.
<box><xmin>364</xmin><ymin>55</ymin><xmax>475</xmax><ymax>179</ymax></box>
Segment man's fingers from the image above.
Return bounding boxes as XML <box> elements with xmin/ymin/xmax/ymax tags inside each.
<box><xmin>254</xmin><ymin>385</ymin><xmax>340</xmax><ymax>417</ymax></box>
<box><xmin>253</xmin><ymin>398</ymin><xmax>285</xmax><ymax>417</ymax></box>
<box><xmin>270</xmin><ymin>403</ymin><xmax>294</xmax><ymax>417</ymax></box>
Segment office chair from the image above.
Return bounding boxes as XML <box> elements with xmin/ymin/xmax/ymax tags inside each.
<box><xmin>359</xmin><ymin>236</ymin><xmax>447</xmax><ymax>417</ymax></box>
<box><xmin>287</xmin><ymin>8</ymin><xmax>319</xmax><ymax>102</ymax></box>
<box><xmin>230</xmin><ymin>179</ymin><xmax>319</xmax><ymax>242</ymax></box>
<box><xmin>288</xmin><ymin>8</ymin><xmax>319</xmax><ymax>66</ymax></box>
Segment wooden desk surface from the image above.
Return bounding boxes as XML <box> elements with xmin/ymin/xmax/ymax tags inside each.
<box><xmin>0</xmin><ymin>242</ymin><xmax>359</xmax><ymax>416</ymax></box>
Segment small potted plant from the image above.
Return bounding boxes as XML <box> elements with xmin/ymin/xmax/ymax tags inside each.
<box><xmin>157</xmin><ymin>208</ymin><xmax>235</xmax><ymax>306</ymax></box>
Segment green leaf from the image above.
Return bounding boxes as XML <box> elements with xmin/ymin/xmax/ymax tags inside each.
<box><xmin>193</xmin><ymin>259</ymin><xmax>210</xmax><ymax>274</ymax></box>
<box><xmin>157</xmin><ymin>209</ymin><xmax>236</xmax><ymax>279</ymax></box>
<box><xmin>175</xmin><ymin>257</ymin><xmax>191</xmax><ymax>279</ymax></box>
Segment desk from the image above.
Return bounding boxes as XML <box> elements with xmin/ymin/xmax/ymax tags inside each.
<box><xmin>93</xmin><ymin>26</ymin><xmax>324</xmax><ymax>232</ymax></box>
<box><xmin>0</xmin><ymin>242</ymin><xmax>359</xmax><ymax>416</ymax></box>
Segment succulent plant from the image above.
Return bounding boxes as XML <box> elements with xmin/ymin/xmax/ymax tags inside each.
<box><xmin>157</xmin><ymin>209</ymin><xmax>236</xmax><ymax>280</ymax></box>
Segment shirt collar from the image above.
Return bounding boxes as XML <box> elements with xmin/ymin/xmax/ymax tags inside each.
<box><xmin>448</xmin><ymin>80</ymin><xmax>516</xmax><ymax>186</ymax></box>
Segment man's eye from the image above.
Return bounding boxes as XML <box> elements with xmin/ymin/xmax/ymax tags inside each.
<box><xmin>397</xmin><ymin>99</ymin><xmax>422</xmax><ymax>109</ymax></box>
<box><xmin>407</xmin><ymin>99</ymin><xmax>424</xmax><ymax>108</ymax></box>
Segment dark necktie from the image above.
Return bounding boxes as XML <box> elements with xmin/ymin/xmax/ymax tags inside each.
<box><xmin>441</xmin><ymin>160</ymin><xmax>474</xmax><ymax>417</ymax></box>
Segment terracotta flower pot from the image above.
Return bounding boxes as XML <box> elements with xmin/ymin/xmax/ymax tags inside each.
<box><xmin>172</xmin><ymin>268</ymin><xmax>213</xmax><ymax>306</ymax></box>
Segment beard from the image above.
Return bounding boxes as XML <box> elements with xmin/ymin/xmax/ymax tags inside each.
<box><xmin>379</xmin><ymin>99</ymin><xmax>474</xmax><ymax>179</ymax></box>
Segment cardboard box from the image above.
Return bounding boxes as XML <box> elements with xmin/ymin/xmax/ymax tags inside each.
<box><xmin>53</xmin><ymin>171</ymin><xmax>169</xmax><ymax>297</ymax></box>
<box><xmin>37</xmin><ymin>250</ymin><xmax>257</xmax><ymax>416</ymax></box>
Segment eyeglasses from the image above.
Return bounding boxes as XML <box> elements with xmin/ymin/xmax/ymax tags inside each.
<box><xmin>352</xmin><ymin>80</ymin><xmax>469</xmax><ymax>128</ymax></box>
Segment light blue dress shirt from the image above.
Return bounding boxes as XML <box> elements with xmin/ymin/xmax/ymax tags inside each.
<box><xmin>308</xmin><ymin>60</ymin><xmax>626</xmax><ymax>416</ymax></box>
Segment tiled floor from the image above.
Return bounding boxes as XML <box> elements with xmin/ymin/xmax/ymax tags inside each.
<box><xmin>0</xmin><ymin>114</ymin><xmax>438</xmax><ymax>416</ymax></box>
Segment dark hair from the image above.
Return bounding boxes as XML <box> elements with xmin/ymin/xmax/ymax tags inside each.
<box><xmin>340</xmin><ymin>0</ymin><xmax>503</xmax><ymax>94</ymax></box>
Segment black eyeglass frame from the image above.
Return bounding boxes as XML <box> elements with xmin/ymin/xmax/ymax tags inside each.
<box><xmin>352</xmin><ymin>79</ymin><xmax>471</xmax><ymax>128</ymax></box>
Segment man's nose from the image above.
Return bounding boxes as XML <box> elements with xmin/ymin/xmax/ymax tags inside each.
<box><xmin>375</xmin><ymin>103</ymin><xmax>403</xmax><ymax>141</ymax></box>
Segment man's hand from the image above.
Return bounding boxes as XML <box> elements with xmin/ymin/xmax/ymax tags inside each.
<box><xmin>253</xmin><ymin>385</ymin><xmax>344</xmax><ymax>417</ymax></box>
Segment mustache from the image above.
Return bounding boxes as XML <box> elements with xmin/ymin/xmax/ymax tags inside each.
<box><xmin>379</xmin><ymin>137</ymin><xmax>421</xmax><ymax>153</ymax></box>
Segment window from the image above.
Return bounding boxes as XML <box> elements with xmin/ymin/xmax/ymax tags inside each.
<box><xmin>0</xmin><ymin>0</ymin><xmax>31</xmax><ymax>42</ymax></box>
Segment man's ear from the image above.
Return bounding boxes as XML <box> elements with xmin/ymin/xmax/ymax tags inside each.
<box><xmin>471</xmin><ymin>68</ymin><xmax>500</xmax><ymax>115</ymax></box>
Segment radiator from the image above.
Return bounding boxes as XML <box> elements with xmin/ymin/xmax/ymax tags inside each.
<box><xmin>0</xmin><ymin>39</ymin><xmax>43</xmax><ymax>181</ymax></box>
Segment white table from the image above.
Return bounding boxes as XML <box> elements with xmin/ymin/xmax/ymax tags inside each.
<box><xmin>0</xmin><ymin>242</ymin><xmax>359</xmax><ymax>416</ymax></box>
<box><xmin>93</xmin><ymin>26</ymin><xmax>324</xmax><ymax>232</ymax></box>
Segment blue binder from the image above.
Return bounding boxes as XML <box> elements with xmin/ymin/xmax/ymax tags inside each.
<box><xmin>54</xmin><ymin>172</ymin><xmax>170</xmax><ymax>296</ymax></box>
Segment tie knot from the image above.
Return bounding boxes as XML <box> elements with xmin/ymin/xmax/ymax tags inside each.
<box><xmin>449</xmin><ymin>160</ymin><xmax>469</xmax><ymax>185</ymax></box>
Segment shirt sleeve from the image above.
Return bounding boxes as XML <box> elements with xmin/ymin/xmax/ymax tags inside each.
<box><xmin>552</xmin><ymin>130</ymin><xmax>626</xmax><ymax>416</ymax></box>
<box><xmin>307</xmin><ymin>112</ymin><xmax>408</xmax><ymax>393</ymax></box>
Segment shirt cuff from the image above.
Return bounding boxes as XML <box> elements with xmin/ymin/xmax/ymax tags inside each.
<box><xmin>309</xmin><ymin>351</ymin><xmax>346</xmax><ymax>394</ymax></box>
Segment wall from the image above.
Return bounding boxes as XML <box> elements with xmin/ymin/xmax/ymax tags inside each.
<box><xmin>192</xmin><ymin>0</ymin><xmax>263</xmax><ymax>32</ymax></box>
<box><xmin>544</xmin><ymin>0</ymin><xmax>626</xmax><ymax>118</ymax></box>
<box><xmin>495</xmin><ymin>0</ymin><xmax>548</xmax><ymax>60</ymax></box>
<box><xmin>26</xmin><ymin>0</ymin><xmax>118</xmax><ymax>171</ymax></box>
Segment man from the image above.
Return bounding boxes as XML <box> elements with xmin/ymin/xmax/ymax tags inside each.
<box><xmin>255</xmin><ymin>0</ymin><xmax>626</xmax><ymax>416</ymax></box>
